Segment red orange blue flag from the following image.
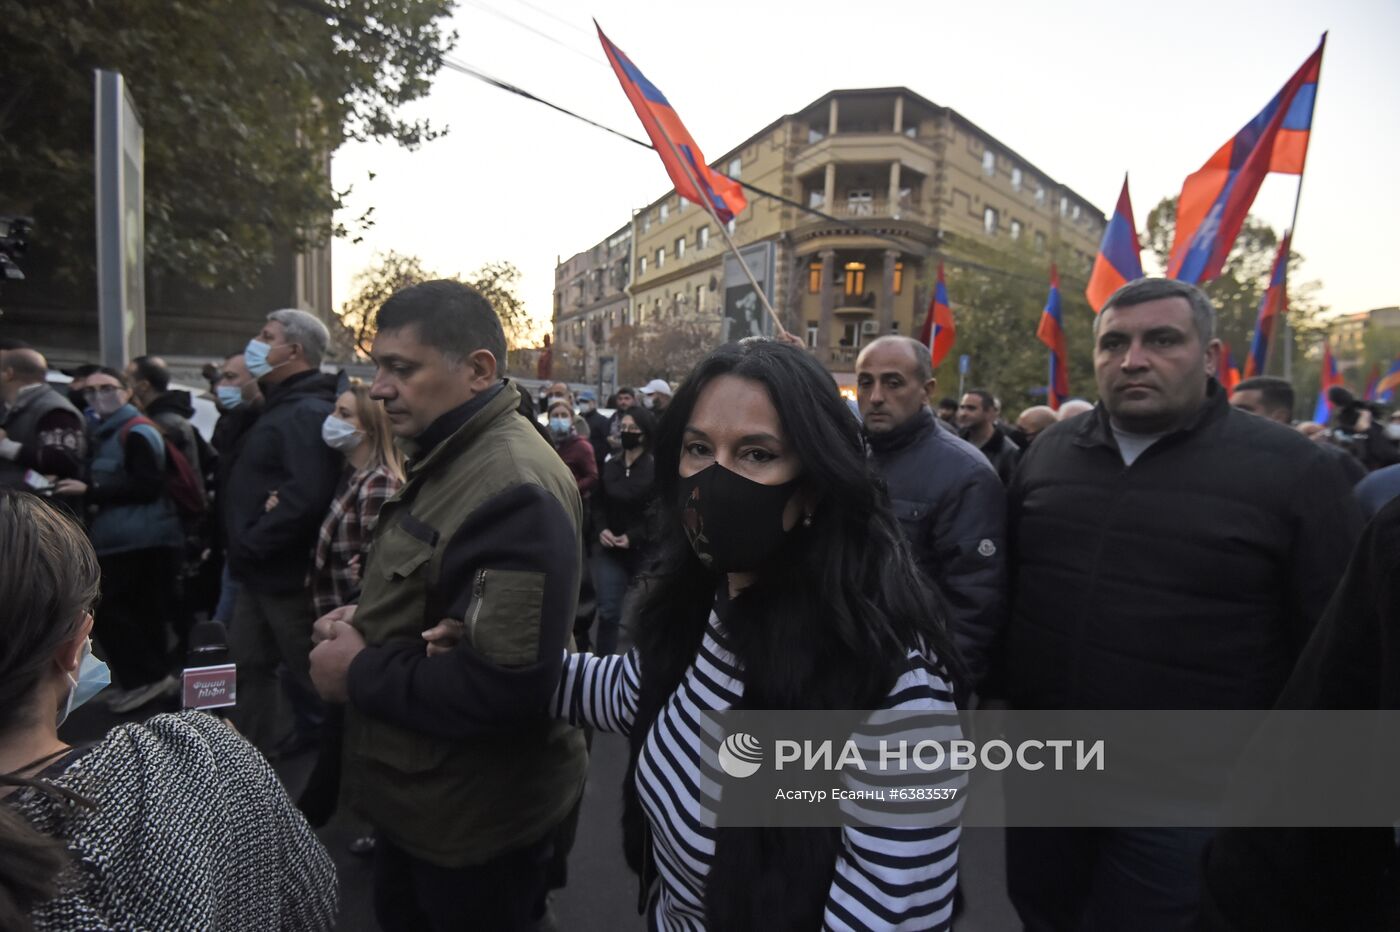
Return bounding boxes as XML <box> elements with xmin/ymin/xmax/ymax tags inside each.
<box><xmin>1362</xmin><ymin>362</ymin><xmax>1381</xmax><ymax>403</ymax></box>
<box><xmin>1036</xmin><ymin>265</ymin><xmax>1069</xmax><ymax>411</ymax></box>
<box><xmin>1167</xmin><ymin>36</ymin><xmax>1324</xmax><ymax>284</ymax></box>
<box><xmin>1377</xmin><ymin>356</ymin><xmax>1400</xmax><ymax>405</ymax></box>
<box><xmin>918</xmin><ymin>262</ymin><xmax>956</xmax><ymax>368</ymax></box>
<box><xmin>1086</xmin><ymin>174</ymin><xmax>1143</xmax><ymax>313</ymax></box>
<box><xmin>597</xmin><ymin>26</ymin><xmax>747</xmax><ymax>223</ymax></box>
<box><xmin>1243</xmin><ymin>232</ymin><xmax>1291</xmax><ymax>378</ymax></box>
<box><xmin>1312</xmin><ymin>339</ymin><xmax>1342</xmax><ymax>422</ymax></box>
<box><xmin>1220</xmin><ymin>342</ymin><xmax>1242</xmax><ymax>394</ymax></box>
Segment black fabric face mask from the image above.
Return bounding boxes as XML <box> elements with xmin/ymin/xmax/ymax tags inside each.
<box><xmin>676</xmin><ymin>463</ymin><xmax>802</xmax><ymax>573</ymax></box>
<box><xmin>620</xmin><ymin>432</ymin><xmax>643</xmax><ymax>451</ymax></box>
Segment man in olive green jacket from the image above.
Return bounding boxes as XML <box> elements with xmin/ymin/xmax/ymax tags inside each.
<box><xmin>310</xmin><ymin>280</ymin><xmax>587</xmax><ymax>931</ymax></box>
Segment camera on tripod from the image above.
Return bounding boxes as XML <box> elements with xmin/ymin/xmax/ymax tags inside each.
<box><xmin>0</xmin><ymin>215</ymin><xmax>33</xmax><ymax>281</ymax></box>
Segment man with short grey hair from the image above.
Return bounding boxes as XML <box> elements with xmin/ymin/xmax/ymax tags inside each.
<box><xmin>856</xmin><ymin>335</ymin><xmax>1005</xmax><ymax>695</ymax></box>
<box><xmin>224</xmin><ymin>309</ymin><xmax>342</xmax><ymax>756</ymax></box>
<box><xmin>1003</xmin><ymin>277</ymin><xmax>1364</xmax><ymax>929</ymax></box>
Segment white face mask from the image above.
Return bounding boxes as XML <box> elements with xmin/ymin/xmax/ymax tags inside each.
<box><xmin>1386</xmin><ymin>423</ymin><xmax>1400</xmax><ymax>442</ymax></box>
<box><xmin>321</xmin><ymin>415</ymin><xmax>364</xmax><ymax>453</ymax></box>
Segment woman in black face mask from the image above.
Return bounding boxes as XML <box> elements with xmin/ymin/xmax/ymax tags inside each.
<box><xmin>588</xmin><ymin>406</ymin><xmax>658</xmax><ymax>656</ymax></box>
<box><xmin>551</xmin><ymin>339</ymin><xmax>966</xmax><ymax>931</ymax></box>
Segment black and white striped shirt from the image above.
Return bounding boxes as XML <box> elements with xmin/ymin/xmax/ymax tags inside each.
<box><xmin>553</xmin><ymin>612</ymin><xmax>962</xmax><ymax>930</ymax></box>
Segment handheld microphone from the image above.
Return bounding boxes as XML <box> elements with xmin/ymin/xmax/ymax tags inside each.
<box><xmin>182</xmin><ymin>619</ymin><xmax>237</xmax><ymax>712</ymax></box>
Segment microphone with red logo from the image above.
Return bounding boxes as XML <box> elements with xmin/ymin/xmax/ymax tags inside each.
<box><xmin>182</xmin><ymin>619</ymin><xmax>237</xmax><ymax>712</ymax></box>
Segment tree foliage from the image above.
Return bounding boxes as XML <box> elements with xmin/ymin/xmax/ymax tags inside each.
<box><xmin>610</xmin><ymin>314</ymin><xmax>723</xmax><ymax>388</ymax></box>
<box><xmin>933</xmin><ymin>236</ymin><xmax>1097</xmax><ymax>416</ymax></box>
<box><xmin>336</xmin><ymin>251</ymin><xmax>534</xmax><ymax>358</ymax></box>
<box><xmin>0</xmin><ymin>0</ymin><xmax>454</xmax><ymax>289</ymax></box>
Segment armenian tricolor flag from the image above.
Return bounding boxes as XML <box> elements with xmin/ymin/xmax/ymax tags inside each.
<box><xmin>1220</xmin><ymin>342</ymin><xmax>1242</xmax><ymax>394</ymax></box>
<box><xmin>1168</xmin><ymin>36</ymin><xmax>1324</xmax><ymax>285</ymax></box>
<box><xmin>918</xmin><ymin>262</ymin><xmax>956</xmax><ymax>368</ymax></box>
<box><xmin>1243</xmin><ymin>232</ymin><xmax>1291</xmax><ymax>378</ymax></box>
<box><xmin>1312</xmin><ymin>339</ymin><xmax>1342</xmax><ymax>423</ymax></box>
<box><xmin>1036</xmin><ymin>265</ymin><xmax>1069</xmax><ymax>411</ymax></box>
<box><xmin>597</xmin><ymin>26</ymin><xmax>747</xmax><ymax>223</ymax></box>
<box><xmin>1086</xmin><ymin>174</ymin><xmax>1143</xmax><ymax>313</ymax></box>
<box><xmin>1377</xmin><ymin>356</ymin><xmax>1400</xmax><ymax>405</ymax></box>
<box><xmin>1362</xmin><ymin>362</ymin><xmax>1381</xmax><ymax>402</ymax></box>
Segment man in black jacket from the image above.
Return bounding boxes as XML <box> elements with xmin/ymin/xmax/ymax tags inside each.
<box><xmin>225</xmin><ymin>309</ymin><xmax>342</xmax><ymax>755</ymax></box>
<box><xmin>958</xmin><ymin>388</ymin><xmax>1021</xmax><ymax>485</ymax></box>
<box><xmin>857</xmin><ymin>336</ymin><xmax>1006</xmax><ymax>695</ymax></box>
<box><xmin>1004</xmin><ymin>278</ymin><xmax>1365</xmax><ymax>931</ymax></box>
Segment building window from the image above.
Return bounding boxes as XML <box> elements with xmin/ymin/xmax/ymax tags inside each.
<box><xmin>806</xmin><ymin>321</ymin><xmax>819</xmax><ymax>348</ymax></box>
<box><xmin>904</xmin><ymin>124</ymin><xmax>917</xmax><ymax>138</ymax></box>
<box><xmin>642</xmin><ymin>213</ymin><xmax>651</xmax><ymax>233</ymax></box>
<box><xmin>1060</xmin><ymin>195</ymin><xmax>1069</xmax><ymax>217</ymax></box>
<box><xmin>893</xmin><ymin>261</ymin><xmax>904</xmax><ymax>294</ymax></box>
<box><xmin>675</xmin><ymin>236</ymin><xmax>686</xmax><ymax>259</ymax></box>
<box><xmin>726</xmin><ymin>218</ymin><xmax>736</xmax><ymax>235</ymax></box>
<box><xmin>808</xmin><ymin>126</ymin><xmax>825</xmax><ymax>144</ymax></box>
<box><xmin>728</xmin><ymin>157</ymin><xmax>741</xmax><ymax>178</ymax></box>
<box><xmin>808</xmin><ymin>262</ymin><xmax>822</xmax><ymax>294</ymax></box>
<box><xmin>982</xmin><ymin>149</ymin><xmax>996</xmax><ymax>176</ymax></box>
<box><xmin>847</xmin><ymin>189</ymin><xmax>874</xmax><ymax>216</ymax></box>
<box><xmin>655</xmin><ymin>248</ymin><xmax>665</xmax><ymax>269</ymax></box>
<box><xmin>1034</xmin><ymin>231</ymin><xmax>1047</xmax><ymax>252</ymax></box>
<box><xmin>843</xmin><ymin>261</ymin><xmax>867</xmax><ymax>296</ymax></box>
<box><xmin>698</xmin><ymin>226</ymin><xmax>709</xmax><ymax>249</ymax></box>
<box><xmin>639</xmin><ymin>256</ymin><xmax>647</xmax><ymax>276</ymax></box>
<box><xmin>696</xmin><ymin>285</ymin><xmax>705</xmax><ymax>313</ymax></box>
<box><xmin>1011</xmin><ymin>167</ymin><xmax>1023</xmax><ymax>191</ymax></box>
<box><xmin>1071</xmin><ymin>204</ymin><xmax>1081</xmax><ymax>222</ymax></box>
<box><xmin>842</xmin><ymin>321</ymin><xmax>861</xmax><ymax>348</ymax></box>
<box><xmin>1035</xmin><ymin>186</ymin><xmax>1045</xmax><ymax>206</ymax></box>
<box><xmin>808</xmin><ymin>189</ymin><xmax>826</xmax><ymax>209</ymax></box>
<box><xmin>660</xmin><ymin>202</ymin><xmax>669</xmax><ymax>222</ymax></box>
<box><xmin>983</xmin><ymin>206</ymin><xmax>998</xmax><ymax>236</ymax></box>
<box><xmin>1010</xmin><ymin>219</ymin><xmax>1022</xmax><ymax>241</ymax></box>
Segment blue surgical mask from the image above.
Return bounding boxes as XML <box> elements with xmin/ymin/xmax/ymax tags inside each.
<box><xmin>548</xmin><ymin>416</ymin><xmax>572</xmax><ymax>438</ymax></box>
<box><xmin>58</xmin><ymin>638</ymin><xmax>110</xmax><ymax>727</ymax></box>
<box><xmin>216</xmin><ymin>385</ymin><xmax>244</xmax><ymax>410</ymax></box>
<box><xmin>244</xmin><ymin>338</ymin><xmax>288</xmax><ymax>379</ymax></box>
<box><xmin>322</xmin><ymin>414</ymin><xmax>364</xmax><ymax>453</ymax></box>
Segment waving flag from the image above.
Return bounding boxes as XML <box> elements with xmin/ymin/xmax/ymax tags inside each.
<box><xmin>1086</xmin><ymin>174</ymin><xmax>1143</xmax><ymax>313</ymax></box>
<box><xmin>1243</xmin><ymin>232</ymin><xmax>1292</xmax><ymax>378</ymax></box>
<box><xmin>1377</xmin><ymin>356</ymin><xmax>1400</xmax><ymax>405</ymax></box>
<box><xmin>1312</xmin><ymin>339</ymin><xmax>1341</xmax><ymax>422</ymax></box>
<box><xmin>597</xmin><ymin>26</ymin><xmax>747</xmax><ymax>223</ymax></box>
<box><xmin>1220</xmin><ymin>342</ymin><xmax>1242</xmax><ymax>394</ymax></box>
<box><xmin>1362</xmin><ymin>362</ymin><xmax>1381</xmax><ymax>402</ymax></box>
<box><xmin>1036</xmin><ymin>265</ymin><xmax>1069</xmax><ymax>410</ymax></box>
<box><xmin>1168</xmin><ymin>36</ymin><xmax>1324</xmax><ymax>284</ymax></box>
<box><xmin>918</xmin><ymin>262</ymin><xmax>957</xmax><ymax>368</ymax></box>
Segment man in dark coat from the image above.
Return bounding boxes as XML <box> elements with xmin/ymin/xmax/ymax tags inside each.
<box><xmin>225</xmin><ymin>309</ymin><xmax>342</xmax><ymax>756</ymax></box>
<box><xmin>1004</xmin><ymin>278</ymin><xmax>1365</xmax><ymax>931</ymax></box>
<box><xmin>857</xmin><ymin>336</ymin><xmax>1006</xmax><ymax>696</ymax></box>
<box><xmin>958</xmin><ymin>388</ymin><xmax>1021</xmax><ymax>485</ymax></box>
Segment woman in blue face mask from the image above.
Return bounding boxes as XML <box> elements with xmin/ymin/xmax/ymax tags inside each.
<box><xmin>546</xmin><ymin>398</ymin><xmax>598</xmax><ymax>501</ymax></box>
<box><xmin>0</xmin><ymin>489</ymin><xmax>338</xmax><ymax>930</ymax></box>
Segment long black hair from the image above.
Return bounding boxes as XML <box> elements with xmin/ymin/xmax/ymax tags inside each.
<box><xmin>633</xmin><ymin>337</ymin><xmax>962</xmax><ymax>708</ymax></box>
<box><xmin>622</xmin><ymin>339</ymin><xmax>963</xmax><ymax>928</ymax></box>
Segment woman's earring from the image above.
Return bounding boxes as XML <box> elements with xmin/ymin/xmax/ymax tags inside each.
<box><xmin>802</xmin><ymin>512</ymin><xmax>813</xmax><ymax>528</ymax></box>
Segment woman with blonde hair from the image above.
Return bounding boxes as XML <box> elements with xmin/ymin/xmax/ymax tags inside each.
<box><xmin>299</xmin><ymin>381</ymin><xmax>404</xmax><ymax>844</ymax></box>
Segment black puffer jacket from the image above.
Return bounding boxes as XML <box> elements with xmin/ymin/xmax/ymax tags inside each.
<box><xmin>224</xmin><ymin>371</ymin><xmax>342</xmax><ymax>594</ymax></box>
<box><xmin>1007</xmin><ymin>382</ymin><xmax>1364</xmax><ymax>710</ymax></box>
<box><xmin>867</xmin><ymin>407</ymin><xmax>1006</xmax><ymax>692</ymax></box>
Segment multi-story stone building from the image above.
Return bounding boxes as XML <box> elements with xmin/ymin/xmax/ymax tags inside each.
<box><xmin>552</xmin><ymin>224</ymin><xmax>632</xmax><ymax>386</ymax></box>
<box><xmin>1330</xmin><ymin>305</ymin><xmax>1400</xmax><ymax>376</ymax></box>
<box><xmin>554</xmin><ymin>86</ymin><xmax>1106</xmax><ymax>382</ymax></box>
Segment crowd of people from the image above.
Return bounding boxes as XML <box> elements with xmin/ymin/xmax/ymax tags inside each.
<box><xmin>1</xmin><ymin>273</ymin><xmax>1398</xmax><ymax>931</ymax></box>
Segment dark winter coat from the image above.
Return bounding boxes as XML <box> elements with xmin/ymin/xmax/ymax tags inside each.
<box><xmin>223</xmin><ymin>371</ymin><xmax>342</xmax><ymax>594</ymax></box>
<box><xmin>867</xmin><ymin>407</ymin><xmax>1006</xmax><ymax>692</ymax></box>
<box><xmin>963</xmin><ymin>424</ymin><xmax>1021</xmax><ymax>486</ymax></box>
<box><xmin>1007</xmin><ymin>381</ymin><xmax>1365</xmax><ymax>710</ymax></box>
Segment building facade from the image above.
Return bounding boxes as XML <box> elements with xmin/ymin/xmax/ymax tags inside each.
<box><xmin>553</xmin><ymin>87</ymin><xmax>1107</xmax><ymax>382</ymax></box>
<box><xmin>552</xmin><ymin>224</ymin><xmax>632</xmax><ymax>386</ymax></box>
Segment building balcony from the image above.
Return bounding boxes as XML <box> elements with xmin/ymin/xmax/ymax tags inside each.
<box><xmin>821</xmin><ymin>197</ymin><xmax>926</xmax><ymax>223</ymax></box>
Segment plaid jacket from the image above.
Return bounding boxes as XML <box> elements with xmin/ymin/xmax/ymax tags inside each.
<box><xmin>311</xmin><ymin>463</ymin><xmax>401</xmax><ymax>617</ymax></box>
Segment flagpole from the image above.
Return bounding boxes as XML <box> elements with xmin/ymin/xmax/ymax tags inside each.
<box><xmin>1280</xmin><ymin>31</ymin><xmax>1326</xmax><ymax>383</ymax></box>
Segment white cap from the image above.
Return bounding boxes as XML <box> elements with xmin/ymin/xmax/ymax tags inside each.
<box><xmin>641</xmin><ymin>378</ymin><xmax>672</xmax><ymax>397</ymax></box>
